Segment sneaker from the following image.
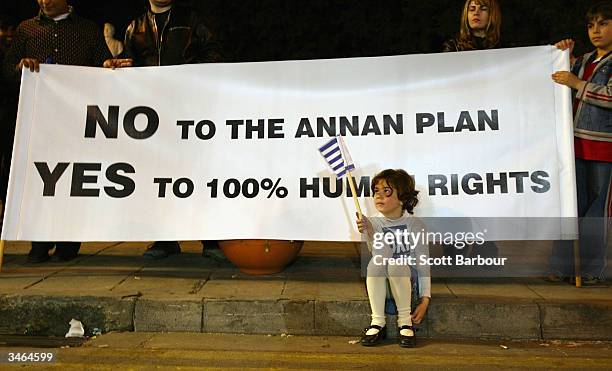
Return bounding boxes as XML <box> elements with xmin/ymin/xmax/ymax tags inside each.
<box><xmin>545</xmin><ymin>271</ymin><xmax>572</xmax><ymax>284</ymax></box>
<box><xmin>582</xmin><ymin>275</ymin><xmax>607</xmax><ymax>287</ymax></box>
<box><xmin>202</xmin><ymin>248</ymin><xmax>227</xmax><ymax>263</ymax></box>
<box><xmin>143</xmin><ymin>241</ymin><xmax>181</xmax><ymax>259</ymax></box>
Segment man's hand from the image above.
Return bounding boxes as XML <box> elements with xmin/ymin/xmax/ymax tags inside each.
<box><xmin>103</xmin><ymin>58</ymin><xmax>133</xmax><ymax>69</ymax></box>
<box><xmin>356</xmin><ymin>213</ymin><xmax>373</xmax><ymax>237</ymax></box>
<box><xmin>552</xmin><ymin>71</ymin><xmax>585</xmax><ymax>90</ymax></box>
<box><xmin>411</xmin><ymin>297</ymin><xmax>430</xmax><ymax>324</ymax></box>
<box><xmin>18</xmin><ymin>58</ymin><xmax>40</xmax><ymax>72</ymax></box>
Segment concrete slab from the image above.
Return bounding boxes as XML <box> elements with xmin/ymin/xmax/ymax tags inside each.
<box><xmin>428</xmin><ymin>299</ymin><xmax>541</xmax><ymax>340</ymax></box>
<box><xmin>24</xmin><ymin>273</ymin><xmax>130</xmax><ymax>296</ymax></box>
<box><xmin>541</xmin><ymin>303</ymin><xmax>612</xmax><ymax>340</ymax></box>
<box><xmin>0</xmin><ymin>295</ymin><xmax>134</xmax><ymax>336</ymax></box>
<box><xmin>431</xmin><ymin>280</ymin><xmax>454</xmax><ymax>297</ymax></box>
<box><xmin>113</xmin><ymin>275</ymin><xmax>210</xmax><ymax>300</ymax></box>
<box><xmin>201</xmin><ymin>278</ymin><xmax>285</xmax><ymax>300</ymax></box>
<box><xmin>282</xmin><ymin>280</ymin><xmax>366</xmax><ymax>300</ymax></box>
<box><xmin>135</xmin><ymin>299</ymin><xmax>202</xmax><ymax>332</ymax></box>
<box><xmin>0</xmin><ymin>273</ymin><xmax>48</xmax><ymax>294</ymax></box>
<box><xmin>446</xmin><ymin>280</ymin><xmax>542</xmax><ymax>300</ymax></box>
<box><xmin>527</xmin><ymin>281</ymin><xmax>612</xmax><ymax>303</ymax></box>
<box><xmin>204</xmin><ymin>300</ymin><xmax>314</xmax><ymax>335</ymax></box>
<box><xmin>314</xmin><ymin>300</ymin><xmax>371</xmax><ymax>336</ymax></box>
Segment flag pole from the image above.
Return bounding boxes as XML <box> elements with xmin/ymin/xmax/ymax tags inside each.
<box><xmin>346</xmin><ymin>170</ymin><xmax>363</xmax><ymax>220</ymax></box>
<box><xmin>336</xmin><ymin>135</ymin><xmax>363</xmax><ymax>220</ymax></box>
<box><xmin>0</xmin><ymin>240</ymin><xmax>5</xmax><ymax>272</ymax></box>
<box><xmin>573</xmin><ymin>239</ymin><xmax>581</xmax><ymax>288</ymax></box>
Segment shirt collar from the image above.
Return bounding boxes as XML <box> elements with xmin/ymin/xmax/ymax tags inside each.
<box><xmin>37</xmin><ymin>5</ymin><xmax>75</xmax><ymax>23</ymax></box>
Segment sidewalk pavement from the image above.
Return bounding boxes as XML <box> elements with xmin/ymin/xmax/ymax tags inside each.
<box><xmin>0</xmin><ymin>241</ymin><xmax>611</xmax><ymax>340</ymax></box>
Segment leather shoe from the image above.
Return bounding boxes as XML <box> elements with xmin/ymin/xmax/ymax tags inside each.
<box><xmin>27</xmin><ymin>244</ymin><xmax>51</xmax><ymax>263</ymax></box>
<box><xmin>360</xmin><ymin>325</ymin><xmax>386</xmax><ymax>346</ymax></box>
<box><xmin>398</xmin><ymin>325</ymin><xmax>416</xmax><ymax>348</ymax></box>
<box><xmin>144</xmin><ymin>241</ymin><xmax>181</xmax><ymax>259</ymax></box>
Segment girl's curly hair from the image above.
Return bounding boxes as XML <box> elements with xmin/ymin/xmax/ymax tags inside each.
<box><xmin>371</xmin><ymin>169</ymin><xmax>419</xmax><ymax>214</ymax></box>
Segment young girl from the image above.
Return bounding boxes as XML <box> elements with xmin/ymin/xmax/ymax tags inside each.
<box><xmin>442</xmin><ymin>0</ymin><xmax>502</xmax><ymax>52</ymax></box>
<box><xmin>356</xmin><ymin>169</ymin><xmax>431</xmax><ymax>348</ymax></box>
<box><xmin>441</xmin><ymin>1</ymin><xmax>503</xmax><ymax>266</ymax></box>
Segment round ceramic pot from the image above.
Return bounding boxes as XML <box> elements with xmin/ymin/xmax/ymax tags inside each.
<box><xmin>219</xmin><ymin>239</ymin><xmax>303</xmax><ymax>275</ymax></box>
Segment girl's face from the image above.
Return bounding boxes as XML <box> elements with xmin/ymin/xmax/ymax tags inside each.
<box><xmin>467</xmin><ymin>1</ymin><xmax>490</xmax><ymax>32</ymax></box>
<box><xmin>588</xmin><ymin>16</ymin><xmax>612</xmax><ymax>52</ymax></box>
<box><xmin>373</xmin><ymin>180</ymin><xmax>403</xmax><ymax>218</ymax></box>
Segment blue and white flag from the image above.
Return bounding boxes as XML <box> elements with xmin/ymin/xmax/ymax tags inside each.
<box><xmin>318</xmin><ymin>136</ymin><xmax>355</xmax><ymax>178</ymax></box>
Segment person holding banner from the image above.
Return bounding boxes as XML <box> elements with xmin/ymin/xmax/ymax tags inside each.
<box><xmin>104</xmin><ymin>0</ymin><xmax>223</xmax><ymax>259</ymax></box>
<box><xmin>550</xmin><ymin>1</ymin><xmax>612</xmax><ymax>285</ymax></box>
<box><xmin>441</xmin><ymin>0</ymin><xmax>502</xmax><ymax>267</ymax></box>
<box><xmin>3</xmin><ymin>0</ymin><xmax>112</xmax><ymax>263</ymax></box>
<box><xmin>356</xmin><ymin>169</ymin><xmax>430</xmax><ymax>348</ymax></box>
<box><xmin>0</xmin><ymin>14</ymin><xmax>17</xmax><ymax>229</ymax></box>
<box><xmin>442</xmin><ymin>0</ymin><xmax>502</xmax><ymax>52</ymax></box>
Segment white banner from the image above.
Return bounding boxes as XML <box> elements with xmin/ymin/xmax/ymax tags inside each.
<box><xmin>2</xmin><ymin>46</ymin><xmax>577</xmax><ymax>242</ymax></box>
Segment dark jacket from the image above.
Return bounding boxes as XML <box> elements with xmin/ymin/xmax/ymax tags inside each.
<box><xmin>442</xmin><ymin>36</ymin><xmax>502</xmax><ymax>52</ymax></box>
<box><xmin>124</xmin><ymin>5</ymin><xmax>223</xmax><ymax>66</ymax></box>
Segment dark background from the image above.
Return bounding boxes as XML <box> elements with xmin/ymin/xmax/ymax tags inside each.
<box><xmin>2</xmin><ymin>0</ymin><xmax>605</xmax><ymax>61</ymax></box>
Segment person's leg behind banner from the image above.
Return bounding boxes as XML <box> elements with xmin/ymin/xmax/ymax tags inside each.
<box><xmin>549</xmin><ymin>157</ymin><xmax>590</xmax><ymax>282</ymax></box>
<box><xmin>580</xmin><ymin>160</ymin><xmax>611</xmax><ymax>284</ymax></box>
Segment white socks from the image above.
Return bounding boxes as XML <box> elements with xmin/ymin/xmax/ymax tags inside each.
<box><xmin>399</xmin><ymin>328</ymin><xmax>414</xmax><ymax>336</ymax></box>
<box><xmin>366</xmin><ymin>327</ymin><xmax>381</xmax><ymax>336</ymax></box>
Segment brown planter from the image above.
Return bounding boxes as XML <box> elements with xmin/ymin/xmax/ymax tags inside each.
<box><xmin>219</xmin><ymin>239</ymin><xmax>303</xmax><ymax>275</ymax></box>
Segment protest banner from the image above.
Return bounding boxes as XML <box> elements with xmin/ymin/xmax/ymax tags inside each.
<box><xmin>1</xmin><ymin>46</ymin><xmax>576</xmax><ymax>244</ymax></box>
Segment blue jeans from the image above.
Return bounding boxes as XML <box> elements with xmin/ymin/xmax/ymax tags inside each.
<box><xmin>550</xmin><ymin>158</ymin><xmax>611</xmax><ymax>278</ymax></box>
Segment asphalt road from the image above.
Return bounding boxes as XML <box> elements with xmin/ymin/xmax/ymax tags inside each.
<box><xmin>1</xmin><ymin>333</ymin><xmax>611</xmax><ymax>370</ymax></box>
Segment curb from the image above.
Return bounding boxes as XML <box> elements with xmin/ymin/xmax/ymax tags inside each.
<box><xmin>1</xmin><ymin>295</ymin><xmax>611</xmax><ymax>340</ymax></box>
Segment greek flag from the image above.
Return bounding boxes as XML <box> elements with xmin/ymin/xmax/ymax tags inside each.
<box><xmin>318</xmin><ymin>136</ymin><xmax>355</xmax><ymax>178</ymax></box>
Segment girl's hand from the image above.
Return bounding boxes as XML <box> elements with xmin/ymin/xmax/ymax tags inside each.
<box><xmin>356</xmin><ymin>213</ymin><xmax>373</xmax><ymax>236</ymax></box>
<box><xmin>552</xmin><ymin>71</ymin><xmax>585</xmax><ymax>90</ymax></box>
<box><xmin>411</xmin><ymin>297</ymin><xmax>430</xmax><ymax>324</ymax></box>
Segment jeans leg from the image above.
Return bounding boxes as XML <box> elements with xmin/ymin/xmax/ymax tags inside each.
<box><xmin>549</xmin><ymin>240</ymin><xmax>574</xmax><ymax>276</ymax></box>
<box><xmin>579</xmin><ymin>160</ymin><xmax>611</xmax><ymax>278</ymax></box>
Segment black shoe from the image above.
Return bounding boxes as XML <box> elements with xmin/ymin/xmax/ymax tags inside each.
<box><xmin>398</xmin><ymin>325</ymin><xmax>416</xmax><ymax>348</ymax></box>
<box><xmin>144</xmin><ymin>241</ymin><xmax>181</xmax><ymax>259</ymax></box>
<box><xmin>582</xmin><ymin>275</ymin><xmax>607</xmax><ymax>287</ymax></box>
<box><xmin>27</xmin><ymin>244</ymin><xmax>51</xmax><ymax>264</ymax></box>
<box><xmin>54</xmin><ymin>242</ymin><xmax>80</xmax><ymax>261</ymax></box>
<box><xmin>360</xmin><ymin>325</ymin><xmax>386</xmax><ymax>346</ymax></box>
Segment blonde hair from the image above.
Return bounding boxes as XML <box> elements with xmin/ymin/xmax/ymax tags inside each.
<box><xmin>457</xmin><ymin>0</ymin><xmax>502</xmax><ymax>50</ymax></box>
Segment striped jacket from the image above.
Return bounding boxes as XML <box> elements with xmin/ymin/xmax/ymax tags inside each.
<box><xmin>572</xmin><ymin>50</ymin><xmax>612</xmax><ymax>143</ymax></box>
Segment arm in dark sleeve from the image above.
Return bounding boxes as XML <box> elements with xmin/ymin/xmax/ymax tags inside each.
<box><xmin>192</xmin><ymin>15</ymin><xmax>224</xmax><ymax>63</ymax></box>
<box><xmin>90</xmin><ymin>24</ymin><xmax>113</xmax><ymax>67</ymax></box>
<box><xmin>3</xmin><ymin>23</ymin><xmax>27</xmax><ymax>82</ymax></box>
<box><xmin>122</xmin><ymin>20</ymin><xmax>138</xmax><ymax>64</ymax></box>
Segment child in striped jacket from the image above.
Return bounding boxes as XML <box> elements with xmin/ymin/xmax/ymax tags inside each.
<box><xmin>550</xmin><ymin>1</ymin><xmax>612</xmax><ymax>285</ymax></box>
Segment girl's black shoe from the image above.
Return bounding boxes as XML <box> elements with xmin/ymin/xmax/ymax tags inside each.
<box><xmin>398</xmin><ymin>325</ymin><xmax>416</xmax><ymax>348</ymax></box>
<box><xmin>360</xmin><ymin>325</ymin><xmax>386</xmax><ymax>346</ymax></box>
